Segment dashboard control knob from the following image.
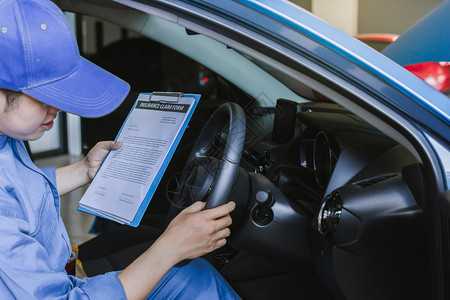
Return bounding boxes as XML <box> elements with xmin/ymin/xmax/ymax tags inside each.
<box><xmin>255</xmin><ymin>190</ymin><xmax>274</xmax><ymax>206</ymax></box>
<box><xmin>317</xmin><ymin>191</ymin><xmax>342</xmax><ymax>236</ymax></box>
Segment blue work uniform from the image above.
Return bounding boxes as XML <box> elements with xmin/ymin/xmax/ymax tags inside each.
<box><xmin>0</xmin><ymin>135</ymin><xmax>240</xmax><ymax>299</ymax></box>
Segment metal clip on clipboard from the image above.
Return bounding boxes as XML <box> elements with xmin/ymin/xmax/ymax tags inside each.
<box><xmin>150</xmin><ymin>92</ymin><xmax>184</xmax><ymax>103</ymax></box>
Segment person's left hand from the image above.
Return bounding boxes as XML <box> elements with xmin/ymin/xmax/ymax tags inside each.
<box><xmin>84</xmin><ymin>141</ymin><xmax>122</xmax><ymax>181</ymax></box>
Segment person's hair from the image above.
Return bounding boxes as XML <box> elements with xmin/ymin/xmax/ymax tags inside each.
<box><xmin>0</xmin><ymin>88</ymin><xmax>22</xmax><ymax>111</ymax></box>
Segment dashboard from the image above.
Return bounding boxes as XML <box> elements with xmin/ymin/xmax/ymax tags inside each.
<box><xmin>229</xmin><ymin>100</ymin><xmax>430</xmax><ymax>299</ymax></box>
<box><xmin>164</xmin><ymin>96</ymin><xmax>430</xmax><ymax>299</ymax></box>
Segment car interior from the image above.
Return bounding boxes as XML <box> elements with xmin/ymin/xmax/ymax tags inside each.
<box><xmin>56</xmin><ymin>1</ymin><xmax>436</xmax><ymax>299</ymax></box>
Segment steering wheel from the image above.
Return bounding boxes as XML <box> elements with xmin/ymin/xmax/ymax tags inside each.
<box><xmin>169</xmin><ymin>102</ymin><xmax>246</xmax><ymax>217</ymax></box>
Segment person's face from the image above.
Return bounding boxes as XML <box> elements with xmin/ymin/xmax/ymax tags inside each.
<box><xmin>0</xmin><ymin>92</ymin><xmax>60</xmax><ymax>140</ymax></box>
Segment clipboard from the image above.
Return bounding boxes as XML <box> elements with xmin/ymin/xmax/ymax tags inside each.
<box><xmin>78</xmin><ymin>92</ymin><xmax>200</xmax><ymax>227</ymax></box>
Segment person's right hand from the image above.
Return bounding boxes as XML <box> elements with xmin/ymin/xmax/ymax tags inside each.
<box><xmin>156</xmin><ymin>201</ymin><xmax>236</xmax><ymax>264</ymax></box>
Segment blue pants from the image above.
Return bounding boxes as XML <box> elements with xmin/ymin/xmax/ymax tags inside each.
<box><xmin>147</xmin><ymin>258</ymin><xmax>240</xmax><ymax>299</ymax></box>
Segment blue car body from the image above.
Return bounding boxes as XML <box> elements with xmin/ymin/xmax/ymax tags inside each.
<box><xmin>253</xmin><ymin>0</ymin><xmax>450</xmax><ymax>133</ymax></box>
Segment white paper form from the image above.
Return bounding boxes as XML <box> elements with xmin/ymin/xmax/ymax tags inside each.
<box><xmin>78</xmin><ymin>93</ymin><xmax>200</xmax><ymax>226</ymax></box>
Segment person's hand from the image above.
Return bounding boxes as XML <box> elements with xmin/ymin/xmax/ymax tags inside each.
<box><xmin>84</xmin><ymin>141</ymin><xmax>122</xmax><ymax>181</ymax></box>
<box><xmin>156</xmin><ymin>201</ymin><xmax>236</xmax><ymax>263</ymax></box>
<box><xmin>55</xmin><ymin>141</ymin><xmax>122</xmax><ymax>195</ymax></box>
<box><xmin>118</xmin><ymin>201</ymin><xmax>236</xmax><ymax>299</ymax></box>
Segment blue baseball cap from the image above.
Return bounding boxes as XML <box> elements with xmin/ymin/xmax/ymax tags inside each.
<box><xmin>0</xmin><ymin>0</ymin><xmax>130</xmax><ymax>117</ymax></box>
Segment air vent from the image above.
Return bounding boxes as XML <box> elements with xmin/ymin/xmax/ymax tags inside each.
<box><xmin>317</xmin><ymin>191</ymin><xmax>342</xmax><ymax>236</ymax></box>
<box><xmin>352</xmin><ymin>174</ymin><xmax>396</xmax><ymax>188</ymax></box>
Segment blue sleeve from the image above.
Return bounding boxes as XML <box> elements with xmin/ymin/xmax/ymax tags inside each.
<box><xmin>71</xmin><ymin>271</ymin><xmax>127</xmax><ymax>299</ymax></box>
<box><xmin>0</xmin><ymin>195</ymin><xmax>127</xmax><ymax>299</ymax></box>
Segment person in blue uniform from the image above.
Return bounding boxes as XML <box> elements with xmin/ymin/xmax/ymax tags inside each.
<box><xmin>0</xmin><ymin>0</ymin><xmax>239</xmax><ymax>299</ymax></box>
